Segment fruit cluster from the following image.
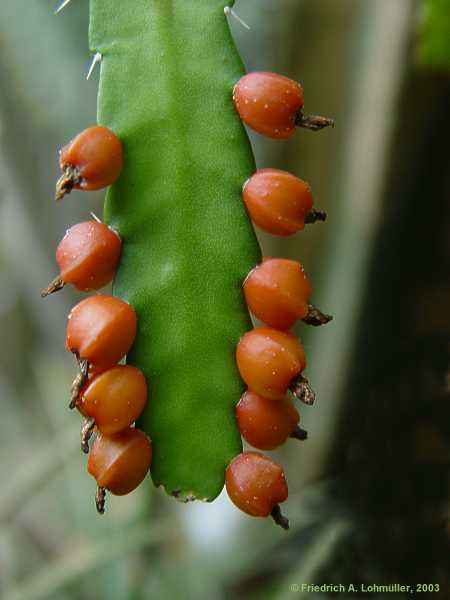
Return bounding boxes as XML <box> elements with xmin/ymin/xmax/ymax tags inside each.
<box><xmin>44</xmin><ymin>71</ymin><xmax>332</xmax><ymax>525</ymax></box>
<box><xmin>44</xmin><ymin>125</ymin><xmax>152</xmax><ymax>513</ymax></box>
<box><xmin>226</xmin><ymin>72</ymin><xmax>333</xmax><ymax>529</ymax></box>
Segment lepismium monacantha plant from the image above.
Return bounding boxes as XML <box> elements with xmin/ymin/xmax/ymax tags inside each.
<box><xmin>44</xmin><ymin>0</ymin><xmax>333</xmax><ymax>529</ymax></box>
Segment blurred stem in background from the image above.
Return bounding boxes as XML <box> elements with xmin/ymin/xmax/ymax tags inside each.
<box><xmin>0</xmin><ymin>1</ymin><xmax>449</xmax><ymax>599</ymax></box>
<box><xmin>230</xmin><ymin>0</ymin><xmax>450</xmax><ymax>597</ymax></box>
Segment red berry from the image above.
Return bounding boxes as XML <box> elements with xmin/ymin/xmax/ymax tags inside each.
<box><xmin>56</xmin><ymin>125</ymin><xmax>123</xmax><ymax>200</ymax></box>
<box><xmin>42</xmin><ymin>220</ymin><xmax>122</xmax><ymax>296</ymax></box>
<box><xmin>236</xmin><ymin>327</ymin><xmax>306</xmax><ymax>400</ymax></box>
<box><xmin>244</xmin><ymin>258</ymin><xmax>312</xmax><ymax>330</ymax></box>
<box><xmin>66</xmin><ymin>295</ymin><xmax>137</xmax><ymax>371</ymax></box>
<box><xmin>88</xmin><ymin>428</ymin><xmax>152</xmax><ymax>511</ymax></box>
<box><xmin>233</xmin><ymin>72</ymin><xmax>304</xmax><ymax>139</ymax></box>
<box><xmin>78</xmin><ymin>365</ymin><xmax>147</xmax><ymax>435</ymax></box>
<box><xmin>236</xmin><ymin>391</ymin><xmax>301</xmax><ymax>450</ymax></box>
<box><xmin>243</xmin><ymin>169</ymin><xmax>314</xmax><ymax>236</ymax></box>
<box><xmin>225</xmin><ymin>452</ymin><xmax>289</xmax><ymax>528</ymax></box>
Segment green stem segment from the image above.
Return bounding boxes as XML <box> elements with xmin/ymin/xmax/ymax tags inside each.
<box><xmin>90</xmin><ymin>0</ymin><xmax>261</xmax><ymax>501</ymax></box>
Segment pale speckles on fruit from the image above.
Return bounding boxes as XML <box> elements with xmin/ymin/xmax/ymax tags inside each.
<box><xmin>233</xmin><ymin>72</ymin><xmax>304</xmax><ymax>139</ymax></box>
<box><xmin>225</xmin><ymin>452</ymin><xmax>289</xmax><ymax>520</ymax></box>
<box><xmin>236</xmin><ymin>327</ymin><xmax>306</xmax><ymax>400</ymax></box>
<box><xmin>51</xmin><ymin>221</ymin><xmax>122</xmax><ymax>293</ymax></box>
<box><xmin>242</xmin><ymin>169</ymin><xmax>314</xmax><ymax>236</ymax></box>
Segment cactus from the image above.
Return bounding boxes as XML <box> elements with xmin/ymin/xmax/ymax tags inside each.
<box><xmin>89</xmin><ymin>0</ymin><xmax>261</xmax><ymax>501</ymax></box>
<box><xmin>46</xmin><ymin>0</ymin><xmax>332</xmax><ymax>521</ymax></box>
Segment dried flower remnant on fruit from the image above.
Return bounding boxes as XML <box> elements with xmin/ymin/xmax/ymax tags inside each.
<box><xmin>244</xmin><ymin>257</ymin><xmax>332</xmax><ymax>329</ymax></box>
<box><xmin>56</xmin><ymin>125</ymin><xmax>123</xmax><ymax>200</ymax></box>
<box><xmin>244</xmin><ymin>258</ymin><xmax>312</xmax><ymax>330</ymax></box>
<box><xmin>233</xmin><ymin>72</ymin><xmax>304</xmax><ymax>139</ymax></box>
<box><xmin>236</xmin><ymin>327</ymin><xmax>307</xmax><ymax>401</ymax></box>
<box><xmin>77</xmin><ymin>365</ymin><xmax>147</xmax><ymax>436</ymax></box>
<box><xmin>88</xmin><ymin>428</ymin><xmax>152</xmax><ymax>513</ymax></box>
<box><xmin>42</xmin><ymin>221</ymin><xmax>122</xmax><ymax>296</ymax></box>
<box><xmin>236</xmin><ymin>391</ymin><xmax>304</xmax><ymax>450</ymax></box>
<box><xmin>226</xmin><ymin>452</ymin><xmax>289</xmax><ymax>529</ymax></box>
<box><xmin>66</xmin><ymin>295</ymin><xmax>137</xmax><ymax>372</ymax></box>
<box><xmin>243</xmin><ymin>168</ymin><xmax>325</xmax><ymax>236</ymax></box>
<box><xmin>233</xmin><ymin>72</ymin><xmax>333</xmax><ymax>139</ymax></box>
<box><xmin>290</xmin><ymin>373</ymin><xmax>316</xmax><ymax>406</ymax></box>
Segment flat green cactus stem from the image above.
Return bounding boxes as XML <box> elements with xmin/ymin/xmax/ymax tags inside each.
<box><xmin>89</xmin><ymin>0</ymin><xmax>261</xmax><ymax>501</ymax></box>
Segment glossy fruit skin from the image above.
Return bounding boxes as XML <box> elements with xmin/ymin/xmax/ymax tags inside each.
<box><xmin>78</xmin><ymin>365</ymin><xmax>147</xmax><ymax>435</ymax></box>
<box><xmin>56</xmin><ymin>221</ymin><xmax>122</xmax><ymax>292</ymax></box>
<box><xmin>88</xmin><ymin>428</ymin><xmax>152</xmax><ymax>495</ymax></box>
<box><xmin>236</xmin><ymin>391</ymin><xmax>300</xmax><ymax>450</ymax></box>
<box><xmin>59</xmin><ymin>125</ymin><xmax>123</xmax><ymax>191</ymax></box>
<box><xmin>225</xmin><ymin>452</ymin><xmax>288</xmax><ymax>517</ymax></box>
<box><xmin>66</xmin><ymin>295</ymin><xmax>137</xmax><ymax>370</ymax></box>
<box><xmin>233</xmin><ymin>72</ymin><xmax>304</xmax><ymax>139</ymax></box>
<box><xmin>236</xmin><ymin>327</ymin><xmax>306</xmax><ymax>400</ymax></box>
<box><xmin>243</xmin><ymin>169</ymin><xmax>313</xmax><ymax>236</ymax></box>
<box><xmin>244</xmin><ymin>258</ymin><xmax>312</xmax><ymax>330</ymax></box>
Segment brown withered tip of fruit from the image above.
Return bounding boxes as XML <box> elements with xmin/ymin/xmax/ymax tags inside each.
<box><xmin>41</xmin><ymin>275</ymin><xmax>65</xmax><ymax>297</ymax></box>
<box><xmin>290</xmin><ymin>425</ymin><xmax>308</xmax><ymax>441</ymax></box>
<box><xmin>55</xmin><ymin>164</ymin><xmax>82</xmax><ymax>201</ymax></box>
<box><xmin>271</xmin><ymin>504</ymin><xmax>289</xmax><ymax>530</ymax></box>
<box><xmin>80</xmin><ymin>417</ymin><xmax>95</xmax><ymax>454</ymax></box>
<box><xmin>290</xmin><ymin>373</ymin><xmax>316</xmax><ymax>405</ymax></box>
<box><xmin>304</xmin><ymin>208</ymin><xmax>327</xmax><ymax>224</ymax></box>
<box><xmin>95</xmin><ymin>486</ymin><xmax>106</xmax><ymax>514</ymax></box>
<box><xmin>295</xmin><ymin>111</ymin><xmax>335</xmax><ymax>131</ymax></box>
<box><xmin>69</xmin><ymin>356</ymin><xmax>89</xmax><ymax>409</ymax></box>
<box><xmin>302</xmin><ymin>304</ymin><xmax>333</xmax><ymax>327</ymax></box>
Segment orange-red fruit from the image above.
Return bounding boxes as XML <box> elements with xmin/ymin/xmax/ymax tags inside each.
<box><xmin>66</xmin><ymin>295</ymin><xmax>137</xmax><ymax>370</ymax></box>
<box><xmin>236</xmin><ymin>327</ymin><xmax>306</xmax><ymax>400</ymax></box>
<box><xmin>236</xmin><ymin>391</ymin><xmax>300</xmax><ymax>450</ymax></box>
<box><xmin>78</xmin><ymin>365</ymin><xmax>147</xmax><ymax>435</ymax></box>
<box><xmin>88</xmin><ymin>428</ymin><xmax>152</xmax><ymax>495</ymax></box>
<box><xmin>56</xmin><ymin>221</ymin><xmax>121</xmax><ymax>291</ymax></box>
<box><xmin>244</xmin><ymin>258</ymin><xmax>312</xmax><ymax>330</ymax></box>
<box><xmin>233</xmin><ymin>72</ymin><xmax>304</xmax><ymax>139</ymax></box>
<box><xmin>225</xmin><ymin>452</ymin><xmax>288</xmax><ymax>517</ymax></box>
<box><xmin>243</xmin><ymin>169</ymin><xmax>313</xmax><ymax>236</ymax></box>
<box><xmin>59</xmin><ymin>125</ymin><xmax>123</xmax><ymax>190</ymax></box>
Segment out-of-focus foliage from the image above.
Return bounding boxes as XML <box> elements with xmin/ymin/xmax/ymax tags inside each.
<box><xmin>420</xmin><ymin>0</ymin><xmax>450</xmax><ymax>68</ymax></box>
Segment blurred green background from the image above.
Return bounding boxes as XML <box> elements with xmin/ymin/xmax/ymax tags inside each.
<box><xmin>0</xmin><ymin>1</ymin><xmax>449</xmax><ymax>598</ymax></box>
